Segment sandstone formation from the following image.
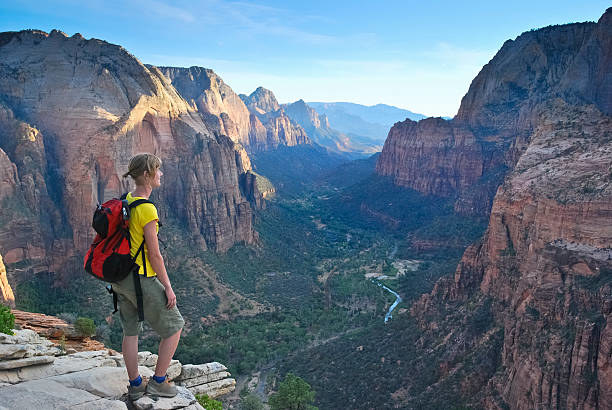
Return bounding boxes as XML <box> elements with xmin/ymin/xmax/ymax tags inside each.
<box><xmin>241</xmin><ymin>86</ymin><xmax>281</xmax><ymax>114</ymax></box>
<box><xmin>12</xmin><ymin>309</ymin><xmax>106</xmax><ymax>351</ymax></box>
<box><xmin>284</xmin><ymin>99</ymin><xmax>376</xmax><ymax>156</ymax></box>
<box><xmin>157</xmin><ymin>66</ymin><xmax>252</xmax><ymax>148</ymax></box>
<box><xmin>376</xmin><ymin>12</ymin><xmax>610</xmax><ymax>216</ymax></box>
<box><xmin>0</xmin><ymin>254</ymin><xmax>14</xmax><ymax>307</ymax></box>
<box><xmin>159</xmin><ymin>69</ymin><xmax>310</xmax><ymax>152</ymax></box>
<box><xmin>0</xmin><ymin>30</ymin><xmax>257</xmax><ymax>292</ymax></box>
<box><xmin>406</xmin><ymin>9</ymin><xmax>612</xmax><ymax>410</ymax></box>
<box><xmin>240</xmin><ymin>86</ymin><xmax>311</xmax><ymax>150</ymax></box>
<box><xmin>0</xmin><ymin>327</ymin><xmax>235</xmax><ymax>409</ymax></box>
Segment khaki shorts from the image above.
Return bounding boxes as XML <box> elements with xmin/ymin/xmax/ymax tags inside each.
<box><xmin>113</xmin><ymin>274</ymin><xmax>184</xmax><ymax>339</ymax></box>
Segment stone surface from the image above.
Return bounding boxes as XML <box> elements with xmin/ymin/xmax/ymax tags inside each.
<box><xmin>241</xmin><ymin>86</ymin><xmax>281</xmax><ymax>114</ymax></box>
<box><xmin>175</xmin><ymin>371</ymin><xmax>230</xmax><ymax>388</ymax></box>
<box><xmin>48</xmin><ymin>365</ymin><xmax>131</xmax><ymax>398</ymax></box>
<box><xmin>188</xmin><ymin>378</ymin><xmax>236</xmax><ymax>398</ymax></box>
<box><xmin>176</xmin><ymin>362</ymin><xmax>227</xmax><ymax>380</ymax></box>
<box><xmin>158</xmin><ymin>68</ymin><xmax>311</xmax><ymax>154</ymax></box>
<box><xmin>0</xmin><ymin>378</ymin><xmax>121</xmax><ymax>409</ymax></box>
<box><xmin>11</xmin><ymin>310</ymin><xmax>107</xmax><ymax>352</ymax></box>
<box><xmin>0</xmin><ymin>354</ymin><xmax>55</xmax><ymax>370</ymax></box>
<box><xmin>0</xmin><ymin>329</ymin><xmax>60</xmax><ymax>359</ymax></box>
<box><xmin>0</xmin><ymin>350</ymin><xmax>116</xmax><ymax>383</ymax></box>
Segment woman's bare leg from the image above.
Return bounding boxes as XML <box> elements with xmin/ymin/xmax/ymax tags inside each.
<box><xmin>155</xmin><ymin>329</ymin><xmax>182</xmax><ymax>377</ymax></box>
<box><xmin>122</xmin><ymin>335</ymin><xmax>139</xmax><ymax>380</ymax></box>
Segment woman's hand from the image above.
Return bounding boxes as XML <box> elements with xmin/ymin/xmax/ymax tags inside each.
<box><xmin>165</xmin><ymin>286</ymin><xmax>177</xmax><ymax>309</ymax></box>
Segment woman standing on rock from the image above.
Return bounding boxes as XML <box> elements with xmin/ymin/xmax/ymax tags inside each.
<box><xmin>114</xmin><ymin>153</ymin><xmax>184</xmax><ymax>400</ymax></box>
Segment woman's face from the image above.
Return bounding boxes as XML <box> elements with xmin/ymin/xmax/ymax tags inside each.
<box><xmin>149</xmin><ymin>167</ymin><xmax>163</xmax><ymax>188</ymax></box>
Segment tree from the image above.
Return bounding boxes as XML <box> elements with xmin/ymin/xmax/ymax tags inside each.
<box><xmin>0</xmin><ymin>305</ymin><xmax>15</xmax><ymax>335</ymax></box>
<box><xmin>269</xmin><ymin>373</ymin><xmax>317</xmax><ymax>410</ymax></box>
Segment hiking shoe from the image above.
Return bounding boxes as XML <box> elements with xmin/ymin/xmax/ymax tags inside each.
<box><xmin>128</xmin><ymin>378</ymin><xmax>147</xmax><ymax>401</ymax></box>
<box><xmin>146</xmin><ymin>377</ymin><xmax>178</xmax><ymax>398</ymax></box>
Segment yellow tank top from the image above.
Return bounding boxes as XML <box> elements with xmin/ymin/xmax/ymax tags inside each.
<box><xmin>126</xmin><ymin>192</ymin><xmax>159</xmax><ymax>277</ymax></box>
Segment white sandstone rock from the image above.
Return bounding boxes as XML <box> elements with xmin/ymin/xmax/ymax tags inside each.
<box><xmin>175</xmin><ymin>371</ymin><xmax>230</xmax><ymax>388</ymax></box>
<box><xmin>188</xmin><ymin>378</ymin><xmax>236</xmax><ymax>398</ymax></box>
<box><xmin>0</xmin><ymin>378</ymin><xmax>110</xmax><ymax>409</ymax></box>
<box><xmin>0</xmin><ymin>355</ymin><xmax>55</xmax><ymax>370</ymax></box>
<box><xmin>176</xmin><ymin>362</ymin><xmax>227</xmax><ymax>380</ymax></box>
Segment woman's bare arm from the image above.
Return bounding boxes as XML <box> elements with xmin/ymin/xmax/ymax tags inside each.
<box><xmin>143</xmin><ymin>220</ymin><xmax>176</xmax><ymax>308</ymax></box>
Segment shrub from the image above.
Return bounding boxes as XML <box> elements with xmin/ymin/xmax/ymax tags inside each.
<box><xmin>74</xmin><ymin>317</ymin><xmax>96</xmax><ymax>337</ymax></box>
<box><xmin>0</xmin><ymin>305</ymin><xmax>15</xmax><ymax>335</ymax></box>
<box><xmin>195</xmin><ymin>394</ymin><xmax>222</xmax><ymax>410</ymax></box>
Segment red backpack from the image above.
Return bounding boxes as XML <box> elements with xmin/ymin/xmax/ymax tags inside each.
<box><xmin>84</xmin><ymin>193</ymin><xmax>152</xmax><ymax>321</ymax></box>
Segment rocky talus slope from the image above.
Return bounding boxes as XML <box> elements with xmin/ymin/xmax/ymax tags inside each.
<box><xmin>0</xmin><ymin>325</ymin><xmax>235</xmax><ymax>409</ymax></box>
<box><xmin>0</xmin><ymin>30</ymin><xmax>257</xmax><ymax>286</ymax></box>
<box><xmin>376</xmin><ymin>10</ymin><xmax>611</xmax><ymax>216</ymax></box>
<box><xmin>403</xmin><ymin>9</ymin><xmax>612</xmax><ymax>409</ymax></box>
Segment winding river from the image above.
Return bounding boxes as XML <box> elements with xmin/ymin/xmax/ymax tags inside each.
<box><xmin>371</xmin><ymin>279</ymin><xmax>402</xmax><ymax>323</ymax></box>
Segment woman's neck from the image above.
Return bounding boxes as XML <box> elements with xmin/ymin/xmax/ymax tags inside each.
<box><xmin>132</xmin><ymin>184</ymin><xmax>152</xmax><ymax>199</ymax></box>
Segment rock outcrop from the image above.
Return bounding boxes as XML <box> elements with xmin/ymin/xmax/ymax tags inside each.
<box><xmin>0</xmin><ymin>327</ymin><xmax>235</xmax><ymax>409</ymax></box>
<box><xmin>0</xmin><ymin>30</ymin><xmax>256</xmax><ymax>291</ymax></box>
<box><xmin>12</xmin><ymin>310</ymin><xmax>106</xmax><ymax>352</ymax></box>
<box><xmin>406</xmin><ymin>9</ymin><xmax>612</xmax><ymax>410</ymax></box>
<box><xmin>376</xmin><ymin>13</ymin><xmax>610</xmax><ymax>216</ymax></box>
<box><xmin>0</xmin><ymin>254</ymin><xmax>14</xmax><ymax>307</ymax></box>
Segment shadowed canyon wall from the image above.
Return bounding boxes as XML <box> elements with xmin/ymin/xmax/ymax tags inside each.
<box><xmin>407</xmin><ymin>9</ymin><xmax>612</xmax><ymax>409</ymax></box>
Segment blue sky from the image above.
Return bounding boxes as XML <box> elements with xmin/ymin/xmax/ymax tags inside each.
<box><xmin>1</xmin><ymin>1</ymin><xmax>609</xmax><ymax>117</ymax></box>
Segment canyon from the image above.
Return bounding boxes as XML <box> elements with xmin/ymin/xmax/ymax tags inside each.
<box><xmin>0</xmin><ymin>6</ymin><xmax>609</xmax><ymax>410</ymax></box>
<box><xmin>394</xmin><ymin>9</ymin><xmax>612</xmax><ymax>409</ymax></box>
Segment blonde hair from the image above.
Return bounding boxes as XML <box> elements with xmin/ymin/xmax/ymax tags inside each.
<box><xmin>122</xmin><ymin>153</ymin><xmax>162</xmax><ymax>181</ymax></box>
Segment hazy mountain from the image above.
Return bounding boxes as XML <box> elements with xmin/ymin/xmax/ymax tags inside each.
<box><xmin>308</xmin><ymin>102</ymin><xmax>426</xmax><ymax>143</ymax></box>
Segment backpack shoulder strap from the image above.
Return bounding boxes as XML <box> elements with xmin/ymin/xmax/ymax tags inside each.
<box><xmin>128</xmin><ymin>199</ymin><xmax>154</xmax><ymax>209</ymax></box>
<box><xmin>120</xmin><ymin>192</ymin><xmax>128</xmax><ymax>200</ymax></box>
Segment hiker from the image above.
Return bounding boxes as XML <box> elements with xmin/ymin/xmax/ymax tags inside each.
<box><xmin>114</xmin><ymin>153</ymin><xmax>184</xmax><ymax>400</ymax></box>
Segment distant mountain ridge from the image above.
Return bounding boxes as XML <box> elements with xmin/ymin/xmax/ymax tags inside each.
<box><xmin>308</xmin><ymin>101</ymin><xmax>426</xmax><ymax>143</ymax></box>
<box><xmin>282</xmin><ymin>99</ymin><xmax>380</xmax><ymax>158</ymax></box>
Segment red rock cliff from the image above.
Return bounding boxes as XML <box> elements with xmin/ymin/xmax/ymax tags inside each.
<box><xmin>0</xmin><ymin>30</ymin><xmax>256</xmax><ymax>280</ymax></box>
<box><xmin>409</xmin><ymin>9</ymin><xmax>612</xmax><ymax>409</ymax></box>
<box><xmin>376</xmin><ymin>16</ymin><xmax>607</xmax><ymax>215</ymax></box>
